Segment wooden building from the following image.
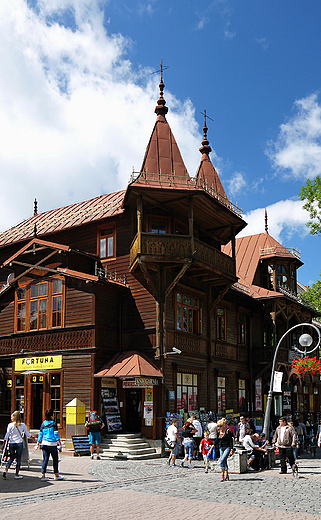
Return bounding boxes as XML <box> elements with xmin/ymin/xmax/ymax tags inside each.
<box><xmin>0</xmin><ymin>75</ymin><xmax>319</xmax><ymax>438</ymax></box>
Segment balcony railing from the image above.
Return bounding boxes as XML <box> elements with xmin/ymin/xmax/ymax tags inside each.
<box><xmin>129</xmin><ymin>233</ymin><xmax>235</xmax><ymax>277</ymax></box>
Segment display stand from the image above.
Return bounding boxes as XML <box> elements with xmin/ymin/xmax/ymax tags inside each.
<box><xmin>71</xmin><ymin>435</ymin><xmax>91</xmax><ymax>456</ymax></box>
<box><xmin>101</xmin><ymin>388</ymin><xmax>122</xmax><ymax>432</ymax></box>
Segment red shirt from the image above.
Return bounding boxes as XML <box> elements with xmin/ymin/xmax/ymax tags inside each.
<box><xmin>200</xmin><ymin>438</ymin><xmax>214</xmax><ymax>455</ymax></box>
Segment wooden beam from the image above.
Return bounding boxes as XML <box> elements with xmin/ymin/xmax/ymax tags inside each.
<box><xmin>9</xmin><ymin>251</ymin><xmax>58</xmax><ymax>284</ymax></box>
<box><xmin>165</xmin><ymin>261</ymin><xmax>192</xmax><ymax>297</ymax></box>
<box><xmin>210</xmin><ymin>282</ymin><xmax>234</xmax><ymax>312</ymax></box>
<box><xmin>138</xmin><ymin>259</ymin><xmax>158</xmax><ymax>299</ymax></box>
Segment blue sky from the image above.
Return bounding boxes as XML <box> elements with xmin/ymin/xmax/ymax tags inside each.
<box><xmin>1</xmin><ymin>0</ymin><xmax>321</xmax><ymax>286</ymax></box>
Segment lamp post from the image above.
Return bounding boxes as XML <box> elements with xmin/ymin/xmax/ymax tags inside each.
<box><xmin>262</xmin><ymin>322</ymin><xmax>321</xmax><ymax>438</ymax></box>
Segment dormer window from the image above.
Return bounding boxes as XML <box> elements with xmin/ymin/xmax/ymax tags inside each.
<box><xmin>276</xmin><ymin>264</ymin><xmax>289</xmax><ymax>289</ymax></box>
<box><xmin>98</xmin><ymin>224</ymin><xmax>115</xmax><ymax>259</ymax></box>
<box><xmin>262</xmin><ymin>264</ymin><xmax>273</xmax><ymax>290</ymax></box>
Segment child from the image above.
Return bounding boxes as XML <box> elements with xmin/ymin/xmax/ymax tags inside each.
<box><xmin>309</xmin><ymin>434</ymin><xmax>317</xmax><ymax>457</ymax></box>
<box><xmin>200</xmin><ymin>431</ymin><xmax>214</xmax><ymax>474</ymax></box>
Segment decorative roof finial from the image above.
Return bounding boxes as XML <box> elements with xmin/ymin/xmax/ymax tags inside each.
<box><xmin>199</xmin><ymin>109</ymin><xmax>212</xmax><ymax>155</ymax></box>
<box><xmin>34</xmin><ymin>198</ymin><xmax>38</xmax><ymax>216</ymax></box>
<box><xmin>265</xmin><ymin>208</ymin><xmax>268</xmax><ymax>233</ymax></box>
<box><xmin>155</xmin><ymin>58</ymin><xmax>168</xmax><ymax>116</ymax></box>
<box><xmin>33</xmin><ymin>223</ymin><xmax>37</xmax><ymax>238</ymax></box>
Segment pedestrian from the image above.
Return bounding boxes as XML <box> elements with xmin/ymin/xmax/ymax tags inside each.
<box><xmin>190</xmin><ymin>414</ymin><xmax>202</xmax><ymax>459</ymax></box>
<box><xmin>36</xmin><ymin>409</ymin><xmax>64</xmax><ymax>481</ymax></box>
<box><xmin>2</xmin><ymin>410</ymin><xmax>35</xmax><ymax>479</ymax></box>
<box><xmin>236</xmin><ymin>416</ymin><xmax>249</xmax><ymax>442</ymax></box>
<box><xmin>272</xmin><ymin>416</ymin><xmax>297</xmax><ymax>475</ymax></box>
<box><xmin>200</xmin><ymin>430</ymin><xmax>214</xmax><ymax>473</ymax></box>
<box><xmin>85</xmin><ymin>410</ymin><xmax>104</xmax><ymax>460</ymax></box>
<box><xmin>214</xmin><ymin>418</ymin><xmax>234</xmax><ymax>481</ymax></box>
<box><xmin>165</xmin><ymin>418</ymin><xmax>182</xmax><ymax>466</ymax></box>
<box><xmin>180</xmin><ymin>419</ymin><xmax>197</xmax><ymax>468</ymax></box>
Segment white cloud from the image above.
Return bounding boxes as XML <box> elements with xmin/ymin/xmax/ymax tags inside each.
<box><xmin>0</xmin><ymin>0</ymin><xmax>202</xmax><ymax>231</ymax></box>
<box><xmin>267</xmin><ymin>93</ymin><xmax>321</xmax><ymax>180</ymax></box>
<box><xmin>255</xmin><ymin>37</ymin><xmax>269</xmax><ymax>50</ymax></box>
<box><xmin>195</xmin><ymin>16</ymin><xmax>209</xmax><ymax>30</ymax></box>
<box><xmin>239</xmin><ymin>199</ymin><xmax>310</xmax><ymax>242</ymax></box>
<box><xmin>227</xmin><ymin>171</ymin><xmax>247</xmax><ymax>196</ymax></box>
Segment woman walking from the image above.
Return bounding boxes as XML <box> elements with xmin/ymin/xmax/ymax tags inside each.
<box><xmin>2</xmin><ymin>411</ymin><xmax>35</xmax><ymax>479</ymax></box>
<box><xmin>215</xmin><ymin>418</ymin><xmax>234</xmax><ymax>481</ymax></box>
<box><xmin>180</xmin><ymin>419</ymin><xmax>197</xmax><ymax>468</ymax></box>
<box><xmin>36</xmin><ymin>409</ymin><xmax>64</xmax><ymax>481</ymax></box>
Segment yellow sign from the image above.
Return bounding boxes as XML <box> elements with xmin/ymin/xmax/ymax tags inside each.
<box><xmin>145</xmin><ymin>386</ymin><xmax>153</xmax><ymax>402</ymax></box>
<box><xmin>7</xmin><ymin>380</ymin><xmax>12</xmax><ymax>388</ymax></box>
<box><xmin>15</xmin><ymin>355</ymin><xmax>62</xmax><ymax>372</ymax></box>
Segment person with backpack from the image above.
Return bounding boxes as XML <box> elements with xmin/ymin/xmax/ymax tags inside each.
<box><xmin>36</xmin><ymin>409</ymin><xmax>63</xmax><ymax>481</ymax></box>
<box><xmin>2</xmin><ymin>410</ymin><xmax>35</xmax><ymax>479</ymax></box>
<box><xmin>180</xmin><ymin>419</ymin><xmax>197</xmax><ymax>468</ymax></box>
<box><xmin>85</xmin><ymin>410</ymin><xmax>104</xmax><ymax>460</ymax></box>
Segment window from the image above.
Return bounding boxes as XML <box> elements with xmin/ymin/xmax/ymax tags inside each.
<box><xmin>262</xmin><ymin>264</ymin><xmax>273</xmax><ymax>290</ymax></box>
<box><xmin>147</xmin><ymin>216</ymin><xmax>171</xmax><ymax>234</ymax></box>
<box><xmin>238</xmin><ymin>313</ymin><xmax>246</xmax><ymax>345</ymax></box>
<box><xmin>99</xmin><ymin>225</ymin><xmax>115</xmax><ymax>259</ymax></box>
<box><xmin>216</xmin><ymin>308</ymin><xmax>226</xmax><ymax>340</ymax></box>
<box><xmin>15</xmin><ymin>278</ymin><xmax>64</xmax><ymax>332</ymax></box>
<box><xmin>176</xmin><ymin>292</ymin><xmax>200</xmax><ymax>334</ymax></box>
<box><xmin>276</xmin><ymin>264</ymin><xmax>289</xmax><ymax>289</ymax></box>
<box><xmin>15</xmin><ymin>375</ymin><xmax>25</xmax><ymax>415</ymax></box>
<box><xmin>217</xmin><ymin>376</ymin><xmax>226</xmax><ymax>413</ymax></box>
<box><xmin>50</xmin><ymin>373</ymin><xmax>62</xmax><ymax>425</ymax></box>
<box><xmin>176</xmin><ymin>373</ymin><xmax>198</xmax><ymax>413</ymax></box>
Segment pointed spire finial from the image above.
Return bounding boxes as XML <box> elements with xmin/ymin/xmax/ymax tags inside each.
<box><xmin>155</xmin><ymin>58</ymin><xmax>168</xmax><ymax>116</ymax></box>
<box><xmin>34</xmin><ymin>223</ymin><xmax>37</xmax><ymax>238</ymax></box>
<box><xmin>265</xmin><ymin>208</ymin><xmax>268</xmax><ymax>233</ymax></box>
<box><xmin>199</xmin><ymin>109</ymin><xmax>212</xmax><ymax>155</ymax></box>
<box><xmin>34</xmin><ymin>198</ymin><xmax>38</xmax><ymax>216</ymax></box>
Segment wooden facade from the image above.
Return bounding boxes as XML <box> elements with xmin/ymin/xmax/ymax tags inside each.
<box><xmin>0</xmin><ymin>79</ymin><xmax>320</xmax><ymax>439</ymax></box>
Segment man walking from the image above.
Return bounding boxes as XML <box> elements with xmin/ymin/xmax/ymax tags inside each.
<box><xmin>272</xmin><ymin>416</ymin><xmax>297</xmax><ymax>475</ymax></box>
<box><xmin>166</xmin><ymin>418</ymin><xmax>182</xmax><ymax>467</ymax></box>
<box><xmin>236</xmin><ymin>416</ymin><xmax>249</xmax><ymax>442</ymax></box>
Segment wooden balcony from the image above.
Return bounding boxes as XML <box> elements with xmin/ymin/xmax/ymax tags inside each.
<box><xmin>129</xmin><ymin>232</ymin><xmax>236</xmax><ymax>280</ymax></box>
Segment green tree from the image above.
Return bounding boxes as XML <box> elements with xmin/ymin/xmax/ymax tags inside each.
<box><xmin>299</xmin><ymin>279</ymin><xmax>321</xmax><ymax>317</ymax></box>
<box><xmin>299</xmin><ymin>176</ymin><xmax>321</xmax><ymax>234</ymax></box>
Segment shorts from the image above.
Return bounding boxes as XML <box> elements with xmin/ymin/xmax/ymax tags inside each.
<box><xmin>171</xmin><ymin>442</ymin><xmax>179</xmax><ymax>456</ymax></box>
<box><xmin>89</xmin><ymin>431</ymin><xmax>101</xmax><ymax>445</ymax></box>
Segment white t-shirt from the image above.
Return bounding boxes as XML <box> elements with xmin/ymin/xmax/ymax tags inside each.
<box><xmin>167</xmin><ymin>424</ymin><xmax>178</xmax><ymax>442</ymax></box>
<box><xmin>280</xmin><ymin>426</ymin><xmax>287</xmax><ymax>443</ymax></box>
<box><xmin>193</xmin><ymin>419</ymin><xmax>202</xmax><ymax>437</ymax></box>
<box><xmin>242</xmin><ymin>434</ymin><xmax>256</xmax><ymax>453</ymax></box>
<box><xmin>4</xmin><ymin>422</ymin><xmax>30</xmax><ymax>444</ymax></box>
<box><xmin>207</xmin><ymin>422</ymin><xmax>218</xmax><ymax>439</ymax></box>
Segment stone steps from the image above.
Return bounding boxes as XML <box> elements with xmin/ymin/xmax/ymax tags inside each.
<box><xmin>100</xmin><ymin>433</ymin><xmax>161</xmax><ymax>460</ymax></box>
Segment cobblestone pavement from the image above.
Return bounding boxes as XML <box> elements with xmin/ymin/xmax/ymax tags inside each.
<box><xmin>1</xmin><ymin>450</ymin><xmax>321</xmax><ymax>519</ymax></box>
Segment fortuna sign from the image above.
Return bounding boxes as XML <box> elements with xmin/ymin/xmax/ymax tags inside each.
<box><xmin>15</xmin><ymin>355</ymin><xmax>62</xmax><ymax>371</ymax></box>
<box><xmin>122</xmin><ymin>377</ymin><xmax>159</xmax><ymax>388</ymax></box>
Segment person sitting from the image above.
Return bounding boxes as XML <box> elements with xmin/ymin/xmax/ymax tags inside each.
<box><xmin>243</xmin><ymin>431</ymin><xmax>267</xmax><ymax>471</ymax></box>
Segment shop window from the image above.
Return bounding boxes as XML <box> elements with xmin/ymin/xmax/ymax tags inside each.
<box><xmin>147</xmin><ymin>215</ymin><xmax>171</xmax><ymax>234</ymax></box>
<box><xmin>176</xmin><ymin>292</ymin><xmax>200</xmax><ymax>334</ymax></box>
<box><xmin>15</xmin><ymin>375</ymin><xmax>25</xmax><ymax>415</ymax></box>
<box><xmin>15</xmin><ymin>278</ymin><xmax>64</xmax><ymax>332</ymax></box>
<box><xmin>216</xmin><ymin>308</ymin><xmax>226</xmax><ymax>340</ymax></box>
<box><xmin>50</xmin><ymin>373</ymin><xmax>62</xmax><ymax>425</ymax></box>
<box><xmin>176</xmin><ymin>373</ymin><xmax>198</xmax><ymax>413</ymax></box>
<box><xmin>217</xmin><ymin>376</ymin><xmax>226</xmax><ymax>413</ymax></box>
<box><xmin>239</xmin><ymin>379</ymin><xmax>246</xmax><ymax>412</ymax></box>
<box><xmin>238</xmin><ymin>313</ymin><xmax>246</xmax><ymax>345</ymax></box>
<box><xmin>99</xmin><ymin>225</ymin><xmax>115</xmax><ymax>259</ymax></box>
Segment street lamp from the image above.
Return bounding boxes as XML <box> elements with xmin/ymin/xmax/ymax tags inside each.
<box><xmin>262</xmin><ymin>322</ymin><xmax>321</xmax><ymax>438</ymax></box>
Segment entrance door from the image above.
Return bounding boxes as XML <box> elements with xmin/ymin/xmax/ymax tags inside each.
<box><xmin>31</xmin><ymin>383</ymin><xmax>43</xmax><ymax>429</ymax></box>
<box><xmin>126</xmin><ymin>389</ymin><xmax>142</xmax><ymax>432</ymax></box>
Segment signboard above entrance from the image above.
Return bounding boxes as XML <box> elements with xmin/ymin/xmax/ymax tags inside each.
<box><xmin>15</xmin><ymin>355</ymin><xmax>62</xmax><ymax>372</ymax></box>
<box><xmin>122</xmin><ymin>377</ymin><xmax>159</xmax><ymax>388</ymax></box>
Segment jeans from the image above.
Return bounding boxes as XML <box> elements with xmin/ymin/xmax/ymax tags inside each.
<box><xmin>42</xmin><ymin>445</ymin><xmax>59</xmax><ymax>474</ymax></box>
<box><xmin>184</xmin><ymin>440</ymin><xmax>194</xmax><ymax>459</ymax></box>
<box><xmin>279</xmin><ymin>447</ymin><xmax>295</xmax><ymax>473</ymax></box>
<box><xmin>219</xmin><ymin>447</ymin><xmax>231</xmax><ymax>470</ymax></box>
<box><xmin>6</xmin><ymin>442</ymin><xmax>23</xmax><ymax>471</ymax></box>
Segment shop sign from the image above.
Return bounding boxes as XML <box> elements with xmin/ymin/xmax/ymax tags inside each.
<box><xmin>239</xmin><ymin>379</ymin><xmax>245</xmax><ymax>390</ymax></box>
<box><xmin>217</xmin><ymin>377</ymin><xmax>226</xmax><ymax>388</ymax></box>
<box><xmin>7</xmin><ymin>379</ymin><xmax>12</xmax><ymax>388</ymax></box>
<box><xmin>283</xmin><ymin>391</ymin><xmax>291</xmax><ymax>411</ymax></box>
<box><xmin>15</xmin><ymin>355</ymin><xmax>62</xmax><ymax>372</ymax></box>
<box><xmin>273</xmin><ymin>371</ymin><xmax>283</xmax><ymax>393</ymax></box>
<box><xmin>101</xmin><ymin>378</ymin><xmax>117</xmax><ymax>388</ymax></box>
<box><xmin>169</xmin><ymin>391</ymin><xmax>175</xmax><ymax>400</ymax></box>
<box><xmin>122</xmin><ymin>377</ymin><xmax>159</xmax><ymax>388</ymax></box>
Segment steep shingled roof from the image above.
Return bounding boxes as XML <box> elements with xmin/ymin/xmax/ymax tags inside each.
<box><xmin>0</xmin><ymin>190</ymin><xmax>125</xmax><ymax>248</ymax></box>
<box><xmin>223</xmin><ymin>232</ymin><xmax>303</xmax><ymax>299</ymax></box>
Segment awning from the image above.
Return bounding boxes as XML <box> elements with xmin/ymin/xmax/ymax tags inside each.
<box><xmin>94</xmin><ymin>350</ymin><xmax>163</xmax><ymax>378</ymax></box>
